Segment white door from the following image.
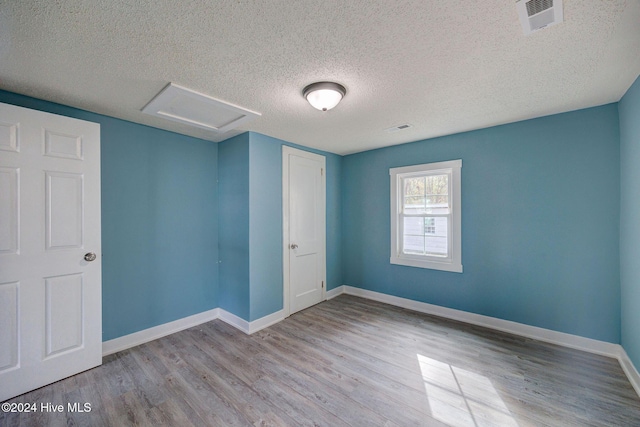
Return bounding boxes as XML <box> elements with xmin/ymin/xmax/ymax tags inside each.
<box><xmin>283</xmin><ymin>146</ymin><xmax>326</xmax><ymax>315</ymax></box>
<box><xmin>0</xmin><ymin>102</ymin><xmax>102</xmax><ymax>402</ymax></box>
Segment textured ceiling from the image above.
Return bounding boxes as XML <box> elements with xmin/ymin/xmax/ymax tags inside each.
<box><xmin>1</xmin><ymin>0</ymin><xmax>639</xmax><ymax>155</ymax></box>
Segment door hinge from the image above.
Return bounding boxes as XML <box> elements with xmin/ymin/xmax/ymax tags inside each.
<box><xmin>322</xmin><ymin>281</ymin><xmax>324</xmax><ymax>289</ymax></box>
<box><xmin>321</xmin><ymin>168</ymin><xmax>323</xmax><ymax>176</ymax></box>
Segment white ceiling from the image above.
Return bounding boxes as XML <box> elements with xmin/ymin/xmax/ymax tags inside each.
<box><xmin>1</xmin><ymin>1</ymin><xmax>639</xmax><ymax>155</ymax></box>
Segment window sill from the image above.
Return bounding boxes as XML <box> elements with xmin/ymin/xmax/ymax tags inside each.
<box><xmin>390</xmin><ymin>256</ymin><xmax>463</xmax><ymax>273</ymax></box>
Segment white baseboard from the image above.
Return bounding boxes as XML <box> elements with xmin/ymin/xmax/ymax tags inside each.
<box><xmin>248</xmin><ymin>309</ymin><xmax>286</xmax><ymax>334</ymax></box>
<box><xmin>219</xmin><ymin>309</ymin><xmax>250</xmax><ymax>333</ymax></box>
<box><xmin>219</xmin><ymin>308</ymin><xmax>287</xmax><ymax>334</ymax></box>
<box><xmin>337</xmin><ymin>285</ymin><xmax>640</xmax><ymax>397</ymax></box>
<box><xmin>103</xmin><ymin>306</ymin><xmax>286</xmax><ymax>356</ymax></box>
<box><xmin>341</xmin><ymin>286</ymin><xmax>620</xmax><ymax>357</ymax></box>
<box><xmin>100</xmin><ymin>284</ymin><xmax>640</xmax><ymax>399</ymax></box>
<box><xmin>102</xmin><ymin>308</ymin><xmax>220</xmax><ymax>356</ymax></box>
<box><xmin>326</xmin><ymin>285</ymin><xmax>345</xmax><ymax>300</ymax></box>
<box><xmin>619</xmin><ymin>348</ymin><xmax>640</xmax><ymax>397</ymax></box>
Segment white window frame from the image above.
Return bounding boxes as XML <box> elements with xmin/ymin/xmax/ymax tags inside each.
<box><xmin>390</xmin><ymin>159</ymin><xmax>462</xmax><ymax>273</ymax></box>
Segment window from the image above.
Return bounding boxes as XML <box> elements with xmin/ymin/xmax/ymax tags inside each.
<box><xmin>390</xmin><ymin>159</ymin><xmax>462</xmax><ymax>272</ymax></box>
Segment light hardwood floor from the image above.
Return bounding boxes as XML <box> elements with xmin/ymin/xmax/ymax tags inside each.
<box><xmin>2</xmin><ymin>295</ymin><xmax>640</xmax><ymax>426</ymax></box>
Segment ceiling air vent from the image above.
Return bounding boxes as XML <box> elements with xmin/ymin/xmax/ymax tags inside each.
<box><xmin>516</xmin><ymin>0</ymin><xmax>563</xmax><ymax>35</ymax></box>
<box><xmin>384</xmin><ymin>124</ymin><xmax>412</xmax><ymax>133</ymax></box>
<box><xmin>142</xmin><ymin>83</ymin><xmax>260</xmax><ymax>134</ymax></box>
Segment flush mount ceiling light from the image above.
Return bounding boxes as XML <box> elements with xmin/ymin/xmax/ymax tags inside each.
<box><xmin>303</xmin><ymin>82</ymin><xmax>346</xmax><ymax>111</ymax></box>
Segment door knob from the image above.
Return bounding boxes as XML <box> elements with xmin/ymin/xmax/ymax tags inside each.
<box><xmin>84</xmin><ymin>252</ymin><xmax>97</xmax><ymax>262</ymax></box>
<box><xmin>290</xmin><ymin>244</ymin><xmax>298</xmax><ymax>249</ymax></box>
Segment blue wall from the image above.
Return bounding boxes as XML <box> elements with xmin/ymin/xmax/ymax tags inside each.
<box><xmin>0</xmin><ymin>90</ymin><xmax>219</xmax><ymax>341</ymax></box>
<box><xmin>3</xmin><ymin>87</ymin><xmax>633</xmax><ymax>352</ymax></box>
<box><xmin>246</xmin><ymin>132</ymin><xmax>342</xmax><ymax>321</ymax></box>
<box><xmin>342</xmin><ymin>105</ymin><xmax>621</xmax><ymax>342</ymax></box>
<box><xmin>218</xmin><ymin>134</ymin><xmax>251</xmax><ymax>320</ymax></box>
<box><xmin>325</xmin><ymin>153</ymin><xmax>343</xmax><ymax>292</ymax></box>
<box><xmin>620</xmin><ymin>76</ymin><xmax>640</xmax><ymax>367</ymax></box>
<box><xmin>248</xmin><ymin>134</ymin><xmax>283</xmax><ymax>320</ymax></box>
<box><xmin>216</xmin><ymin>132</ymin><xmax>341</xmax><ymax>322</ymax></box>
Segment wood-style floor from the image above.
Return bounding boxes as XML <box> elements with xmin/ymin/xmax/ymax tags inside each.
<box><xmin>2</xmin><ymin>295</ymin><xmax>640</xmax><ymax>426</ymax></box>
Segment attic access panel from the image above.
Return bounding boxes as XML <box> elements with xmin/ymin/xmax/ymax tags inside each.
<box><xmin>142</xmin><ymin>83</ymin><xmax>260</xmax><ymax>134</ymax></box>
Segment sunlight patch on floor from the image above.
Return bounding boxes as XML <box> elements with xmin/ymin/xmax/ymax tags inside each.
<box><xmin>417</xmin><ymin>354</ymin><xmax>519</xmax><ymax>427</ymax></box>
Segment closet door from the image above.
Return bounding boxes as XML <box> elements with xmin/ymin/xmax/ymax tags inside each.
<box><xmin>283</xmin><ymin>146</ymin><xmax>326</xmax><ymax>315</ymax></box>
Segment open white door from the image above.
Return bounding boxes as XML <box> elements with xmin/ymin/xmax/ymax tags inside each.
<box><xmin>0</xmin><ymin>102</ymin><xmax>102</xmax><ymax>402</ymax></box>
<box><xmin>283</xmin><ymin>146</ymin><xmax>326</xmax><ymax>315</ymax></box>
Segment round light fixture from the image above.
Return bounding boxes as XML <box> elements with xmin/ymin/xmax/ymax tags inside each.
<box><xmin>303</xmin><ymin>82</ymin><xmax>346</xmax><ymax>111</ymax></box>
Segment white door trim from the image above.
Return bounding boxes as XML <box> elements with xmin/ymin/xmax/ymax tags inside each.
<box><xmin>282</xmin><ymin>145</ymin><xmax>326</xmax><ymax>316</ymax></box>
